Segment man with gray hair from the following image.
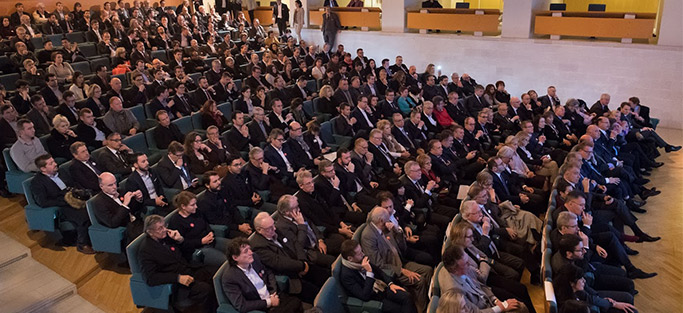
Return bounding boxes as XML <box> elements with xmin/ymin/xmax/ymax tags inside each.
<box><xmin>274</xmin><ymin>194</ymin><xmax>335</xmax><ymax>268</ymax></box>
<box><xmin>138</xmin><ymin>214</ymin><xmax>217</xmax><ymax>312</ymax></box>
<box><xmin>361</xmin><ymin>206</ymin><xmax>432</xmax><ymax>312</ymax></box>
<box><xmin>249</xmin><ymin>211</ymin><xmax>322</xmax><ymax>303</ymax></box>
<box><xmin>90</xmin><ymin>172</ymin><xmax>144</xmax><ymax>245</ymax></box>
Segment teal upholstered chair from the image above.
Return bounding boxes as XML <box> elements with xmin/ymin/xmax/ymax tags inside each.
<box><xmin>313</xmin><ymin>277</ymin><xmax>346</xmax><ymax>313</ymax></box>
<box><xmin>213</xmin><ymin>261</ymin><xmax>266</xmax><ymax>313</ymax></box>
<box><xmin>427</xmin><ymin>295</ymin><xmax>440</xmax><ymax>313</ymax></box>
<box><xmin>22</xmin><ymin>177</ymin><xmax>59</xmax><ymax>232</ymax></box>
<box><xmin>5</xmin><ymin>148</ymin><xmax>34</xmax><ymax>194</ymax></box>
<box><xmin>126</xmin><ymin>234</ymin><xmax>175</xmax><ymax>310</ymax></box>
<box><xmin>86</xmin><ymin>198</ymin><xmax>127</xmax><ymax>254</ymax></box>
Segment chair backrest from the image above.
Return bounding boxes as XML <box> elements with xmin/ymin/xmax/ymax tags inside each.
<box><xmin>86</xmin><ymin>198</ymin><xmax>104</xmax><ymax>228</ymax></box>
<box><xmin>90</xmin><ymin>57</ymin><xmax>110</xmax><ymax>72</ymax></box>
<box><xmin>302</xmin><ymin>100</ymin><xmax>313</xmax><ymax>117</ymax></box>
<box><xmin>129</xmin><ymin>105</ymin><xmax>147</xmax><ymax>125</ymax></box>
<box><xmin>165</xmin><ymin>208</ymin><xmax>179</xmax><ymax>223</ymax></box>
<box><xmin>66</xmin><ymin>31</ymin><xmax>85</xmax><ymax>43</ymax></box>
<box><xmin>306</xmin><ymin>80</ymin><xmax>317</xmax><ymax>93</ymax></box>
<box><xmin>145</xmin><ymin>127</ymin><xmax>160</xmax><ymax>150</ymax></box>
<box><xmin>80</xmin><ymin>44</ymin><xmax>97</xmax><ymax>58</ymax></box>
<box><xmin>151</xmin><ymin>50</ymin><xmax>168</xmax><ymax>63</ymax></box>
<box><xmin>188</xmin><ymin>72</ymin><xmax>202</xmax><ymax>85</ymax></box>
<box><xmin>4</xmin><ymin>148</ymin><xmax>19</xmax><ymax>172</ymax></box>
<box><xmin>313</xmin><ymin>277</ymin><xmax>346</xmax><ymax>313</ymax></box>
<box><xmin>31</xmin><ymin>37</ymin><xmax>44</xmax><ymax>49</ymax></box>
<box><xmin>218</xmin><ymin>102</ymin><xmax>232</xmax><ymax>119</ymax></box>
<box><xmin>213</xmin><ymin>261</ymin><xmax>231</xmax><ymax>307</ymax></box>
<box><xmin>0</xmin><ymin>73</ymin><xmax>21</xmax><ymax>91</ymax></box>
<box><xmin>70</xmin><ymin>61</ymin><xmax>91</xmax><ymax>75</ymax></box>
<box><xmin>114</xmin><ymin>73</ymin><xmax>128</xmax><ymax>88</ymax></box>
<box><xmin>191</xmin><ymin>112</ymin><xmax>203</xmax><ymax>130</ymax></box>
<box><xmin>22</xmin><ymin>177</ymin><xmax>36</xmax><ymax>206</ymax></box>
<box><xmin>58</xmin><ymin>160</ymin><xmax>73</xmax><ymax>184</ymax></box>
<box><xmin>431</xmin><ymin>263</ymin><xmax>444</xmax><ymax>297</ymax></box>
<box><xmin>126</xmin><ymin>234</ymin><xmax>145</xmax><ymax>273</ymax></box>
<box><xmin>172</xmin><ymin>116</ymin><xmax>193</xmax><ymax>135</ymax></box>
<box><xmin>233</xmin><ymin>79</ymin><xmax>242</xmax><ymax>91</ymax></box>
<box><xmin>48</xmin><ymin>34</ymin><xmax>63</xmax><ymax>47</ymax></box>
<box><xmin>352</xmin><ymin>223</ymin><xmax>366</xmax><ymax>241</ymax></box>
<box><xmin>122</xmin><ymin>132</ymin><xmax>149</xmax><ymax>154</ymax></box>
<box><xmin>427</xmin><ymin>295</ymin><xmax>440</xmax><ymax>313</ymax></box>
<box><xmin>320</xmin><ymin>121</ymin><xmax>335</xmax><ymax>146</ymax></box>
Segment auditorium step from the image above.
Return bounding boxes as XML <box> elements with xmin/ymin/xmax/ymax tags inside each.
<box><xmin>0</xmin><ymin>233</ymin><xmax>103</xmax><ymax>313</ymax></box>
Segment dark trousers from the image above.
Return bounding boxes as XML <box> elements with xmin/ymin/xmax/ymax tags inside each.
<box><xmin>276</xmin><ymin>19</ymin><xmax>287</xmax><ymax>36</ymax></box>
<box><xmin>269</xmin><ymin>293</ymin><xmax>304</xmax><ymax>313</ymax></box>
<box><xmin>174</xmin><ymin>266</ymin><xmax>217</xmax><ymax>312</ymax></box>
<box><xmin>380</xmin><ymin>288</ymin><xmax>417</xmax><ymax>313</ymax></box>
<box><xmin>60</xmin><ymin>206</ymin><xmax>91</xmax><ymax>246</ymax></box>
<box><xmin>592</xmin><ymin>263</ymin><xmax>634</xmax><ymax>293</ymax></box>
<box><xmin>323</xmin><ymin>31</ymin><xmax>338</xmax><ymax>48</ymax></box>
<box><xmin>488</xmin><ymin>272</ymin><xmax>536</xmax><ymax>313</ymax></box>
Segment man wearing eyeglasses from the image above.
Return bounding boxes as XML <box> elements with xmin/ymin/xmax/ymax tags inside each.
<box><xmin>95</xmin><ymin>132</ymin><xmax>134</xmax><ymax>177</ymax></box>
<box><xmin>157</xmin><ymin>141</ymin><xmax>199</xmax><ymax>191</ymax></box>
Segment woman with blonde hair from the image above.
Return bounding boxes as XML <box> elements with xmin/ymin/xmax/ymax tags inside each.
<box><xmin>436</xmin><ymin>290</ymin><xmax>475</xmax><ymax>313</ymax></box>
<box><xmin>47</xmin><ymin>114</ymin><xmax>78</xmax><ymax>160</ymax></box>
<box><xmin>317</xmin><ymin>84</ymin><xmax>337</xmax><ymax>116</ymax></box>
<box><xmin>377</xmin><ymin>119</ymin><xmax>410</xmax><ymax>159</ymax></box>
<box><xmin>448</xmin><ymin>221</ymin><xmax>536</xmax><ymax>313</ymax></box>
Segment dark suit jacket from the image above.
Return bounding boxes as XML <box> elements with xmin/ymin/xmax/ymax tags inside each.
<box><xmin>31</xmin><ymin>172</ymin><xmax>70</xmax><ymax>208</ymax></box>
<box><xmin>331</xmin><ymin>116</ymin><xmax>354</xmax><ymax>137</ymax></box>
<box><xmin>295</xmin><ymin>189</ymin><xmax>342</xmax><ymax>237</ymax></box>
<box><xmin>263</xmin><ymin>144</ymin><xmax>297</xmax><ymax>177</ymax></box>
<box><xmin>55</xmin><ymin>104</ymin><xmax>79</xmax><ymax>125</ymax></box>
<box><xmin>224</xmin><ymin>126</ymin><xmax>251</xmax><ymax>152</ymax></box>
<box><xmin>75</xmin><ymin>121</ymin><xmax>111</xmax><ymax>148</ymax></box>
<box><xmin>391</xmin><ymin>126</ymin><xmax>416</xmax><ymax>151</ymax></box>
<box><xmin>96</xmin><ymin>147</ymin><xmax>133</xmax><ymax>176</ymax></box>
<box><xmin>249</xmin><ymin>232</ymin><xmax>306</xmax><ymax>291</ymax></box>
<box><xmin>340</xmin><ymin>262</ymin><xmax>393</xmax><ymax>302</ymax></box>
<box><xmin>139</xmin><ymin>234</ymin><xmax>197</xmax><ymax>286</ymax></box>
<box><xmin>197</xmin><ymin>188</ymin><xmax>245</xmax><ymax>229</ymax></box>
<box><xmin>399</xmin><ymin>174</ymin><xmax>432</xmax><ymax>209</ymax></box>
<box><xmin>247</xmin><ymin>120</ymin><xmax>271</xmax><ymax>147</ymax></box>
<box><xmin>313</xmin><ymin>174</ymin><xmax>352</xmax><ymax>210</ymax></box>
<box><xmin>42</xmin><ymin>87</ymin><xmax>62</xmax><ymax>107</ymax></box>
<box><xmin>152</xmin><ymin>124</ymin><xmax>185</xmax><ymax>149</ymax></box>
<box><xmin>589</xmin><ymin>101</ymin><xmax>609</xmax><ymax>117</ymax></box>
<box><xmin>274</xmin><ymin>213</ymin><xmax>324</xmax><ymax>263</ymax></box>
<box><xmin>0</xmin><ymin>118</ymin><xmax>18</xmax><ymax>147</ymax></box>
<box><xmin>69</xmin><ymin>159</ymin><xmax>102</xmax><ymax>191</ymax></box>
<box><xmin>26</xmin><ymin>107</ymin><xmax>56</xmax><ymax>137</ymax></box>
<box><xmin>368</xmin><ymin>142</ymin><xmax>394</xmax><ymax>173</ymax></box>
<box><xmin>191</xmin><ymin>88</ymin><xmax>215</xmax><ymax>108</ymax></box>
<box><xmin>125</xmin><ymin>169</ymin><xmax>166</xmax><ymax>206</ymax></box>
<box><xmin>285</xmin><ymin>137</ymin><xmax>315</xmax><ymax>170</ymax></box>
<box><xmin>464</xmin><ymin>95</ymin><xmax>485</xmax><ymax>116</ymax></box>
<box><xmin>221</xmin><ymin>255</ymin><xmax>276</xmax><ymax>312</ymax></box>
<box><xmin>350</xmin><ymin>108</ymin><xmax>375</xmax><ymax>133</ymax></box>
<box><xmin>156</xmin><ymin>155</ymin><xmax>196</xmax><ymax>190</ymax></box>
<box><xmin>90</xmin><ymin>192</ymin><xmax>140</xmax><ymax>228</ymax></box>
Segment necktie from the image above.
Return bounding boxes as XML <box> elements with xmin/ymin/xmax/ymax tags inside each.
<box><xmin>179</xmin><ymin>165</ymin><xmax>192</xmax><ymax>185</ymax></box>
<box><xmin>414</xmin><ymin>180</ymin><xmax>424</xmax><ymax>194</ymax></box>
<box><xmin>378</xmin><ymin>144</ymin><xmax>392</xmax><ymax>163</ymax></box>
<box><xmin>499</xmin><ymin>173</ymin><xmax>510</xmax><ymax>195</ymax></box>
<box><xmin>258</xmin><ymin>122</ymin><xmax>267</xmax><ymax>138</ymax></box>
<box><xmin>88</xmin><ymin>160</ymin><xmax>102</xmax><ymax>175</ymax></box>
<box><xmin>117</xmin><ymin>151</ymin><xmax>127</xmax><ymax>165</ymax></box>
<box><xmin>204</xmin><ymin>89</ymin><xmax>211</xmax><ymax>100</ymax></box>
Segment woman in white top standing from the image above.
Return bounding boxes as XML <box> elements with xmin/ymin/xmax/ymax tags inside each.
<box><xmin>293</xmin><ymin>0</ymin><xmax>305</xmax><ymax>43</ymax></box>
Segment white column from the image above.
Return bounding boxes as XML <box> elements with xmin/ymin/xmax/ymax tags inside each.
<box><xmin>501</xmin><ymin>0</ymin><xmax>551</xmax><ymax>39</ymax></box>
<box><xmin>658</xmin><ymin>0</ymin><xmax>683</xmax><ymax>47</ymax></box>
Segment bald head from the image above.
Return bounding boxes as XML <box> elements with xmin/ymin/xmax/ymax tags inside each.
<box><xmin>99</xmin><ymin>172</ymin><xmax>118</xmax><ymax>196</ymax></box>
<box><xmin>254</xmin><ymin>211</ymin><xmax>276</xmax><ymax>239</ymax></box>
<box><xmin>586</xmin><ymin>125</ymin><xmax>600</xmax><ymax>139</ymax></box>
<box><xmin>579</xmin><ymin>134</ymin><xmax>593</xmax><ymax>144</ymax></box>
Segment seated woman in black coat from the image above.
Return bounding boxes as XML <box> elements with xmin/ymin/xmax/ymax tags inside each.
<box><xmin>167</xmin><ymin>191</ymin><xmax>230</xmax><ymax>267</ymax></box>
<box><xmin>316</xmin><ymin>84</ymin><xmax>337</xmax><ymax>116</ymax></box>
<box><xmin>47</xmin><ymin>114</ymin><xmax>78</xmax><ymax>161</ymax></box>
<box><xmin>200</xmin><ymin>99</ymin><xmax>229</xmax><ymax>132</ymax></box>
<box><xmin>184</xmin><ymin>131</ymin><xmax>216</xmax><ymax>176</ymax></box>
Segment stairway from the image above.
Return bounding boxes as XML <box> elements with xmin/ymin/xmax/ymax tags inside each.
<box><xmin>0</xmin><ymin>233</ymin><xmax>104</xmax><ymax>313</ymax></box>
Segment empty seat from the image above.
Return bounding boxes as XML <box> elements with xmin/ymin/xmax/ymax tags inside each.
<box><xmin>151</xmin><ymin>49</ymin><xmax>168</xmax><ymax>63</ymax></box>
<box><xmin>122</xmin><ymin>132</ymin><xmax>149</xmax><ymax>154</ymax></box>
<box><xmin>66</xmin><ymin>31</ymin><xmax>86</xmax><ymax>43</ymax></box>
<box><xmin>79</xmin><ymin>44</ymin><xmax>98</xmax><ymax>58</ymax></box>
<box><xmin>48</xmin><ymin>34</ymin><xmax>64</xmax><ymax>47</ymax></box>
<box><xmin>172</xmin><ymin>115</ymin><xmax>193</xmax><ymax>134</ymax></box>
<box><xmin>89</xmin><ymin>58</ymin><xmax>110</xmax><ymax>72</ymax></box>
<box><xmin>0</xmin><ymin>73</ymin><xmax>21</xmax><ymax>91</ymax></box>
<box><xmin>70</xmin><ymin>61</ymin><xmax>91</xmax><ymax>75</ymax></box>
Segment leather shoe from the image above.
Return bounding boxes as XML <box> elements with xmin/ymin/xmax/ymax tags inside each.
<box><xmin>77</xmin><ymin>245</ymin><xmax>96</xmax><ymax>255</ymax></box>
<box><xmin>630</xmin><ymin>207</ymin><xmax>647</xmax><ymax>214</ymax></box>
<box><xmin>631</xmin><ymin>199</ymin><xmax>646</xmax><ymax>207</ymax></box>
<box><xmin>636</xmin><ymin>234</ymin><xmax>661</xmax><ymax>242</ymax></box>
<box><xmin>665</xmin><ymin>145</ymin><xmax>682</xmax><ymax>152</ymax></box>
<box><xmin>628</xmin><ymin>269</ymin><xmax>657</xmax><ymax>279</ymax></box>
<box><xmin>623</xmin><ymin>245</ymin><xmax>639</xmax><ymax>255</ymax></box>
<box><xmin>640</xmin><ymin>189</ymin><xmax>661</xmax><ymax>200</ymax></box>
<box><xmin>634</xmin><ymin>178</ymin><xmax>650</xmax><ymax>185</ymax></box>
<box><xmin>651</xmin><ymin>162</ymin><xmax>664</xmax><ymax>168</ymax></box>
<box><xmin>622</xmin><ymin>234</ymin><xmax>639</xmax><ymax>242</ymax></box>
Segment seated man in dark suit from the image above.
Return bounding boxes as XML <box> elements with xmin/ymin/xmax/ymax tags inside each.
<box><xmin>31</xmin><ymin>154</ymin><xmax>94</xmax><ymax>254</ymax></box>
<box><xmin>222</xmin><ymin>155</ymin><xmax>272</xmax><ymax>216</ymax></box>
<box><xmin>295</xmin><ymin>170</ymin><xmax>351</xmax><ymax>256</ymax></box>
<box><xmin>368</xmin><ymin>129</ymin><xmax>402</xmax><ymax>177</ymax></box>
<box><xmin>267</xmin><ymin>99</ymin><xmax>293</xmax><ymax>132</ymax></box>
<box><xmin>156</xmin><ymin>141</ymin><xmax>200</xmax><ymax>191</ymax></box>
<box><xmin>41</xmin><ymin>74</ymin><xmax>64</xmax><ymax>106</ymax></box>
<box><xmin>249</xmin><ymin>212</ymin><xmax>322</xmax><ymax>303</ymax></box>
<box><xmin>263</xmin><ymin>129</ymin><xmax>298</xmax><ymax>183</ymax></box>
<box><xmin>224</xmin><ymin>110</ymin><xmax>251</xmax><ymax>153</ymax></box>
<box><xmin>403</xmin><ymin>110</ymin><xmax>429</xmax><ymax>147</ymax></box>
<box><xmin>399</xmin><ymin>160</ymin><xmax>454</xmax><ymax>230</ymax></box>
<box><xmin>125</xmin><ymin>153</ymin><xmax>170</xmax><ymax>214</ymax></box>
<box><xmin>464</xmin><ymin>84</ymin><xmax>486</xmax><ymax>117</ymax></box>
<box><xmin>274</xmin><ymin>194</ymin><xmax>335</xmax><ymax>271</ymax></box>
<box><xmin>222</xmin><ymin>237</ymin><xmax>303</xmax><ymax>313</ymax></box>
<box><xmin>92</xmin><ymin>172</ymin><xmax>144</xmax><ymax>244</ymax></box>
<box><xmin>332</xmin><ymin>103</ymin><xmax>357</xmax><ymax>137</ymax></box>
<box><xmin>0</xmin><ymin>104</ymin><xmax>19</xmax><ymax>148</ymax></box>
<box><xmin>285</xmin><ymin>121</ymin><xmax>318</xmax><ymax>171</ymax></box>
<box><xmin>247</xmin><ymin>107</ymin><xmax>272</xmax><ymax>147</ymax></box>
<box><xmin>350</xmin><ymin>95</ymin><xmax>376</xmax><ymax>134</ymax></box>
<box><xmin>198</xmin><ymin>170</ymin><xmax>253</xmax><ymax>239</ymax></box>
<box><xmin>339</xmin><ymin>239</ymin><xmax>417</xmax><ymax>313</ymax></box>
<box><xmin>427</xmin><ymin>138</ymin><xmax>460</xmax><ymax>186</ymax></box>
<box><xmin>69</xmin><ymin>141</ymin><xmax>103</xmax><ymax>191</ymax></box>
<box><xmin>75</xmin><ymin>108</ymin><xmax>111</xmax><ymax>149</ymax></box>
<box><xmin>487</xmin><ymin>155</ymin><xmax>546</xmax><ymax>215</ymax></box>
<box><xmin>152</xmin><ymin>110</ymin><xmax>185</xmax><ymax>150</ymax></box>
<box><xmin>25</xmin><ymin>95</ymin><xmax>56</xmax><ymax>137</ymax></box>
<box><xmin>379</xmin><ymin>90</ymin><xmax>402</xmax><ymax>120</ymax></box>
<box><xmin>139</xmin><ymin>214</ymin><xmax>217</xmax><ymax>312</ymax></box>
<box><xmin>96</xmin><ymin>132</ymin><xmax>134</xmax><ymax>178</ymax></box>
